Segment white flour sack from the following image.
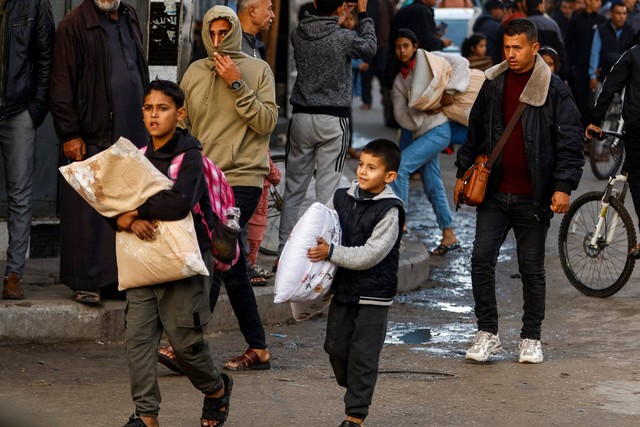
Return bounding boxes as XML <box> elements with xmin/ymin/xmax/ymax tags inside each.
<box><xmin>274</xmin><ymin>203</ymin><xmax>341</xmax><ymax>305</ymax></box>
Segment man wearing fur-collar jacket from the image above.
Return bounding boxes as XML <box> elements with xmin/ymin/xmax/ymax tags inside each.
<box><xmin>454</xmin><ymin>19</ymin><xmax>584</xmax><ymax>365</ymax></box>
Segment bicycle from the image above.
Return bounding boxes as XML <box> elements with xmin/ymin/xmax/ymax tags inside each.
<box><xmin>589</xmin><ymin>89</ymin><xmax>625</xmax><ymax>180</ymax></box>
<box><xmin>259</xmin><ymin>154</ymin><xmax>316</xmax><ymax>256</ymax></box>
<box><xmin>558</xmin><ymin>130</ymin><xmax>636</xmax><ymax>297</ymax></box>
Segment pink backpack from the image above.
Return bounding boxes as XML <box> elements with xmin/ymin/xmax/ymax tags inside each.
<box><xmin>142</xmin><ymin>147</ymin><xmax>240</xmax><ymax>272</ymax></box>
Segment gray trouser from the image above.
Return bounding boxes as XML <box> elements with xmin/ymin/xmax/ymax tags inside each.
<box><xmin>125</xmin><ymin>250</ymin><xmax>223</xmax><ymax>417</ymax></box>
<box><xmin>278</xmin><ymin>113</ymin><xmax>349</xmax><ymax>254</ymax></box>
<box><xmin>0</xmin><ymin>110</ymin><xmax>36</xmax><ymax>277</ymax></box>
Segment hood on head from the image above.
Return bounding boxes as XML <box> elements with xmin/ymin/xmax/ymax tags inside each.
<box><xmin>202</xmin><ymin>6</ymin><xmax>243</xmax><ymax>58</ymax></box>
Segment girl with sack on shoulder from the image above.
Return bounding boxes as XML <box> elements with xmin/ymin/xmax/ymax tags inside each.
<box><xmin>390</xmin><ymin>29</ymin><xmax>460</xmax><ymax>256</ymax></box>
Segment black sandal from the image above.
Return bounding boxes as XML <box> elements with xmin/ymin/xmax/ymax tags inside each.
<box><xmin>201</xmin><ymin>373</ymin><xmax>233</xmax><ymax>427</ymax></box>
<box><xmin>338</xmin><ymin>420</ymin><xmax>363</xmax><ymax>427</ymax></box>
<box><xmin>158</xmin><ymin>345</ymin><xmax>184</xmax><ymax>374</ymax></box>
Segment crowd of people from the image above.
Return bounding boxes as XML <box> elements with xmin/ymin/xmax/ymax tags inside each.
<box><xmin>3</xmin><ymin>0</ymin><xmax>640</xmax><ymax>425</ymax></box>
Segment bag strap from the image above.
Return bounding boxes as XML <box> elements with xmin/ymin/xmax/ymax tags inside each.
<box><xmin>486</xmin><ymin>102</ymin><xmax>527</xmax><ymax>168</ymax></box>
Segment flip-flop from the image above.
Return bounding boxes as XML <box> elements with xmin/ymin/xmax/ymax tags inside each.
<box><xmin>73</xmin><ymin>290</ymin><xmax>101</xmax><ymax>306</ymax></box>
<box><xmin>430</xmin><ymin>242</ymin><xmax>461</xmax><ymax>256</ymax></box>
<box><xmin>158</xmin><ymin>345</ymin><xmax>184</xmax><ymax>374</ymax></box>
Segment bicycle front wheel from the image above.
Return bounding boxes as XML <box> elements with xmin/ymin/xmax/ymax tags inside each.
<box><xmin>558</xmin><ymin>191</ymin><xmax>636</xmax><ymax>297</ymax></box>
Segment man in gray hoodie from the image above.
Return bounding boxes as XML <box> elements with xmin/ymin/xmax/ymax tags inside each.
<box><xmin>278</xmin><ymin>0</ymin><xmax>376</xmax><ymax>258</ymax></box>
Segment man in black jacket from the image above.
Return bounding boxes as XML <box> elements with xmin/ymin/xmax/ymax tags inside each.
<box><xmin>586</xmin><ymin>43</ymin><xmax>640</xmax><ymax>257</ymax></box>
<box><xmin>565</xmin><ymin>0</ymin><xmax>606</xmax><ymax>126</ymax></box>
<box><xmin>455</xmin><ymin>19</ymin><xmax>584</xmax><ymax>364</ymax></box>
<box><xmin>50</xmin><ymin>0</ymin><xmax>149</xmax><ymax>305</ymax></box>
<box><xmin>0</xmin><ymin>0</ymin><xmax>54</xmax><ymax>300</ymax></box>
<box><xmin>473</xmin><ymin>0</ymin><xmax>506</xmax><ymax>65</ymax></box>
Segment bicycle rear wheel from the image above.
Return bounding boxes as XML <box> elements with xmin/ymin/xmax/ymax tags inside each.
<box><xmin>259</xmin><ymin>154</ymin><xmax>316</xmax><ymax>255</ymax></box>
<box><xmin>589</xmin><ymin>132</ymin><xmax>625</xmax><ymax>180</ymax></box>
<box><xmin>259</xmin><ymin>154</ymin><xmax>286</xmax><ymax>256</ymax></box>
<box><xmin>558</xmin><ymin>191</ymin><xmax>636</xmax><ymax>297</ymax></box>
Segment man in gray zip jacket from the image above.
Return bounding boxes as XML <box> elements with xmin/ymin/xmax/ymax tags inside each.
<box><xmin>278</xmin><ymin>0</ymin><xmax>376</xmax><ymax>259</ymax></box>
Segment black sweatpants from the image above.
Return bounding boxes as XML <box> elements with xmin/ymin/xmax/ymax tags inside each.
<box><xmin>323</xmin><ymin>299</ymin><xmax>389</xmax><ymax>419</ymax></box>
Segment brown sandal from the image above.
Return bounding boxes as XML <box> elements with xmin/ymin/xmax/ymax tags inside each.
<box><xmin>223</xmin><ymin>349</ymin><xmax>271</xmax><ymax>371</ymax></box>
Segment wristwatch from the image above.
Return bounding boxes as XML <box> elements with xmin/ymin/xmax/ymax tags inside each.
<box><xmin>230</xmin><ymin>80</ymin><xmax>243</xmax><ymax>91</ymax></box>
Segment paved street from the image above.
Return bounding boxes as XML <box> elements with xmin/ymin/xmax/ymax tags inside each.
<box><xmin>2</xmin><ymin>89</ymin><xmax>640</xmax><ymax>426</ymax></box>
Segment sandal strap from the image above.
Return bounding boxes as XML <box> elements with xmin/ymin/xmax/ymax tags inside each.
<box><xmin>201</xmin><ymin>373</ymin><xmax>233</xmax><ymax>426</ymax></box>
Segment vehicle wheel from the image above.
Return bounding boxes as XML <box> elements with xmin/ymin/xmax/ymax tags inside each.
<box><xmin>589</xmin><ymin>132</ymin><xmax>624</xmax><ymax>180</ymax></box>
<box><xmin>558</xmin><ymin>191</ymin><xmax>636</xmax><ymax>297</ymax></box>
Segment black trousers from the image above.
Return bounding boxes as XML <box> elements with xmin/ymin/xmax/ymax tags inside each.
<box><xmin>324</xmin><ymin>299</ymin><xmax>389</xmax><ymax>419</ymax></box>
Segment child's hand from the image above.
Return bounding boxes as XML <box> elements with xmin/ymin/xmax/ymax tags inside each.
<box><xmin>131</xmin><ymin>219</ymin><xmax>158</xmax><ymax>241</ymax></box>
<box><xmin>117</xmin><ymin>210</ymin><xmax>138</xmax><ymax>231</ymax></box>
<box><xmin>308</xmin><ymin>237</ymin><xmax>330</xmax><ymax>262</ymax></box>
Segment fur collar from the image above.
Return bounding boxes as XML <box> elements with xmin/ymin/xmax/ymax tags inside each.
<box><xmin>484</xmin><ymin>54</ymin><xmax>551</xmax><ymax>107</ymax></box>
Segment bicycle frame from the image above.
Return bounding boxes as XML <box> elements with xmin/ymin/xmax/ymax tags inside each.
<box><xmin>589</xmin><ymin>172</ymin><xmax>629</xmax><ymax>247</ymax></box>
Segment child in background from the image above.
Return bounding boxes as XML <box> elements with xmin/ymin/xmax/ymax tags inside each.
<box><xmin>117</xmin><ymin>80</ymin><xmax>232</xmax><ymax>427</ymax></box>
<box><xmin>462</xmin><ymin>32</ymin><xmax>494</xmax><ymax>71</ymax></box>
<box><xmin>308</xmin><ymin>139</ymin><xmax>404</xmax><ymax>427</ymax></box>
<box><xmin>246</xmin><ymin>151</ymin><xmax>281</xmax><ymax>285</ymax></box>
<box><xmin>539</xmin><ymin>46</ymin><xmax>560</xmax><ymax>75</ymax></box>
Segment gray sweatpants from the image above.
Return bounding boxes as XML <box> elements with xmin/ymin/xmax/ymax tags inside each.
<box><xmin>125</xmin><ymin>250</ymin><xmax>223</xmax><ymax>417</ymax></box>
<box><xmin>278</xmin><ymin>113</ymin><xmax>349</xmax><ymax>254</ymax></box>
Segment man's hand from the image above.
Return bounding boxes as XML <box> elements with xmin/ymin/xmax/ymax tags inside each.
<box><xmin>589</xmin><ymin>78</ymin><xmax>599</xmax><ymax>92</ymax></box>
<box><xmin>63</xmin><ymin>137</ymin><xmax>86</xmax><ymax>161</ymax></box>
<box><xmin>131</xmin><ymin>219</ymin><xmax>158</xmax><ymax>241</ymax></box>
<box><xmin>585</xmin><ymin>123</ymin><xmax>603</xmax><ymax>139</ymax></box>
<box><xmin>358</xmin><ymin>62</ymin><xmax>370</xmax><ymax>72</ymax></box>
<box><xmin>308</xmin><ymin>237</ymin><xmax>330</xmax><ymax>262</ymax></box>
<box><xmin>550</xmin><ymin>191</ymin><xmax>570</xmax><ymax>214</ymax></box>
<box><xmin>453</xmin><ymin>178</ymin><xmax>464</xmax><ymax>206</ymax></box>
<box><xmin>213</xmin><ymin>52</ymin><xmax>242</xmax><ymax>86</ymax></box>
<box><xmin>441</xmin><ymin>38</ymin><xmax>453</xmax><ymax>48</ymax></box>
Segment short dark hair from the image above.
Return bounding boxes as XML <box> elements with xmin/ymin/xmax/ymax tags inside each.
<box><xmin>395</xmin><ymin>28</ymin><xmax>420</xmax><ymax>47</ymax></box>
<box><xmin>362</xmin><ymin>139</ymin><xmax>401</xmax><ymax>172</ymax></box>
<box><xmin>144</xmin><ymin>79</ymin><xmax>185</xmax><ymax>108</ymax></box>
<box><xmin>504</xmin><ymin>18</ymin><xmax>538</xmax><ymax>43</ymax></box>
<box><xmin>315</xmin><ymin>0</ymin><xmax>343</xmax><ymax>15</ymax></box>
<box><xmin>610</xmin><ymin>0</ymin><xmax>627</xmax><ymax>12</ymax></box>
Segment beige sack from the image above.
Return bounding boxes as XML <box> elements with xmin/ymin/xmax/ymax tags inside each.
<box><xmin>443</xmin><ymin>68</ymin><xmax>486</xmax><ymax>127</ymax></box>
<box><xmin>408</xmin><ymin>50</ymin><xmax>452</xmax><ymax>112</ymax></box>
<box><xmin>117</xmin><ymin>213</ymin><xmax>209</xmax><ymax>290</ymax></box>
<box><xmin>58</xmin><ymin>137</ymin><xmax>173</xmax><ymax>218</ymax></box>
<box><xmin>58</xmin><ymin>137</ymin><xmax>208</xmax><ymax>289</ymax></box>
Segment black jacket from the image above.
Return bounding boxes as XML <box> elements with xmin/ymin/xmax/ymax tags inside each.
<box><xmin>139</xmin><ymin>128</ymin><xmax>213</xmax><ymax>253</ymax></box>
<box><xmin>566</xmin><ymin>10</ymin><xmax>606</xmax><ymax>70</ymax></box>
<box><xmin>596</xmin><ymin>20</ymin><xmax>636</xmax><ymax>81</ymax></box>
<box><xmin>49</xmin><ymin>0</ymin><xmax>149</xmax><ymax>146</ymax></box>
<box><xmin>456</xmin><ymin>56</ymin><xmax>584</xmax><ymax>217</ymax></box>
<box><xmin>590</xmin><ymin>44</ymin><xmax>640</xmax><ymax>127</ymax></box>
<box><xmin>1</xmin><ymin>0</ymin><xmax>54</xmax><ymax>126</ymax></box>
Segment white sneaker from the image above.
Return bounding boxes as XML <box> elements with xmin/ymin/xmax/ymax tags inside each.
<box><xmin>465</xmin><ymin>331</ymin><xmax>502</xmax><ymax>362</ymax></box>
<box><xmin>518</xmin><ymin>338</ymin><xmax>544</xmax><ymax>364</ymax></box>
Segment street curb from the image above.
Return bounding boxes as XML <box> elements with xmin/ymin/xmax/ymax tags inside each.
<box><xmin>0</xmin><ymin>241</ymin><xmax>429</xmax><ymax>344</ymax></box>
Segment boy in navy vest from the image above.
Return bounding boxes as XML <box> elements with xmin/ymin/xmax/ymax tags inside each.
<box><xmin>308</xmin><ymin>139</ymin><xmax>405</xmax><ymax>427</ymax></box>
<box><xmin>116</xmin><ymin>80</ymin><xmax>231</xmax><ymax>427</ymax></box>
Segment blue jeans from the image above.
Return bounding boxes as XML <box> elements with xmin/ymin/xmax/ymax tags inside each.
<box><xmin>471</xmin><ymin>192</ymin><xmax>549</xmax><ymax>340</ymax></box>
<box><xmin>0</xmin><ymin>110</ymin><xmax>36</xmax><ymax>277</ymax></box>
<box><xmin>209</xmin><ymin>186</ymin><xmax>267</xmax><ymax>349</ymax></box>
<box><xmin>392</xmin><ymin>122</ymin><xmax>453</xmax><ymax>230</ymax></box>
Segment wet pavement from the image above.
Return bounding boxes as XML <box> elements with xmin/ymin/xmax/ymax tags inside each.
<box><xmin>3</xmin><ymin>87</ymin><xmax>640</xmax><ymax>425</ymax></box>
